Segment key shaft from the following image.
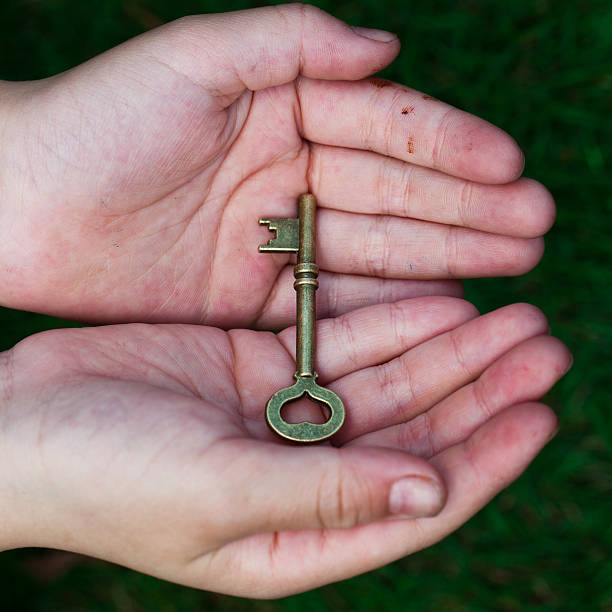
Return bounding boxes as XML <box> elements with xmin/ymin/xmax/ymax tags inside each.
<box><xmin>295</xmin><ymin>194</ymin><xmax>318</xmax><ymax>378</ymax></box>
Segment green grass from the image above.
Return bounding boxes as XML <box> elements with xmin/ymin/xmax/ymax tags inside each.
<box><xmin>1</xmin><ymin>0</ymin><xmax>611</xmax><ymax>609</ymax></box>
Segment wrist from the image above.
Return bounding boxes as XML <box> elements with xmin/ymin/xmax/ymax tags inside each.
<box><xmin>0</xmin><ymin>343</ymin><xmax>68</xmax><ymax>552</ymax></box>
<box><xmin>0</xmin><ymin>342</ymin><xmax>63</xmax><ymax>552</ymax></box>
<box><xmin>0</xmin><ymin>348</ymin><xmax>27</xmax><ymax>550</ymax></box>
<box><xmin>0</xmin><ymin>79</ymin><xmax>45</xmax><ymax>311</ymax></box>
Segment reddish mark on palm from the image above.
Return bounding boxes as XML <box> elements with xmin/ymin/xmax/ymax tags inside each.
<box><xmin>370</xmin><ymin>77</ymin><xmax>391</xmax><ymax>88</ymax></box>
<box><xmin>422</xmin><ymin>95</ymin><xmax>437</xmax><ymax>100</ymax></box>
<box><xmin>401</xmin><ymin>106</ymin><xmax>415</xmax><ymax>115</ymax></box>
<box><xmin>407</xmin><ymin>137</ymin><xmax>415</xmax><ymax>154</ymax></box>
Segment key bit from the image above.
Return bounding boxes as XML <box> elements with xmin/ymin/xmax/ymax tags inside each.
<box><xmin>258</xmin><ymin>194</ymin><xmax>345</xmax><ymax>443</ymax></box>
<box><xmin>258</xmin><ymin>218</ymin><xmax>299</xmax><ymax>252</ymax></box>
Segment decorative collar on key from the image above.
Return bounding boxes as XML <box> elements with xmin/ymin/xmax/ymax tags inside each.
<box><xmin>258</xmin><ymin>194</ymin><xmax>345</xmax><ymax>443</ymax></box>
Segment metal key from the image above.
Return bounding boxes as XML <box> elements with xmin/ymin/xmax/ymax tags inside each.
<box><xmin>259</xmin><ymin>193</ymin><xmax>345</xmax><ymax>443</ymax></box>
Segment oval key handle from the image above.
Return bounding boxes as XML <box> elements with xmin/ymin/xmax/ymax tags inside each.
<box><xmin>266</xmin><ymin>375</ymin><xmax>345</xmax><ymax>443</ymax></box>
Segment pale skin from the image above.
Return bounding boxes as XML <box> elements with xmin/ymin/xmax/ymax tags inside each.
<box><xmin>0</xmin><ymin>4</ymin><xmax>554</xmax><ymax>327</ymax></box>
<box><xmin>0</xmin><ymin>4</ymin><xmax>570</xmax><ymax>599</ymax></box>
<box><xmin>1</xmin><ymin>299</ymin><xmax>570</xmax><ymax>597</ymax></box>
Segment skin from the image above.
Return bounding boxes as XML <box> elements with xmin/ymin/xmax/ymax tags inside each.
<box><xmin>0</xmin><ymin>4</ymin><xmax>554</xmax><ymax>327</ymax></box>
<box><xmin>0</xmin><ymin>5</ymin><xmax>570</xmax><ymax>598</ymax></box>
<box><xmin>0</xmin><ymin>298</ymin><xmax>571</xmax><ymax>597</ymax></box>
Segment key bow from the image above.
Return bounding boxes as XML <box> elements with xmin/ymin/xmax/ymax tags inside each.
<box><xmin>265</xmin><ymin>375</ymin><xmax>345</xmax><ymax>443</ymax></box>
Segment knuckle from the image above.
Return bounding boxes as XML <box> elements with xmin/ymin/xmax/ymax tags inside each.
<box><xmin>335</xmin><ymin>315</ymin><xmax>359</xmax><ymax>369</ymax></box>
<box><xmin>322</xmin><ymin>273</ymin><xmax>339</xmax><ymax>318</ymax></box>
<box><xmin>272</xmin><ymin>3</ymin><xmax>297</xmax><ymax>25</ymax></box>
<box><xmin>362</xmin><ymin>218</ymin><xmax>379</xmax><ymax>276</ymax></box>
<box><xmin>431</xmin><ymin>107</ymin><xmax>456</xmax><ymax>170</ymax></box>
<box><xmin>375</xmin><ymin>361</ymin><xmax>406</xmax><ymax>418</ymax></box>
<box><xmin>362</xmin><ymin>83</ymin><xmax>398</xmax><ymax>154</ymax></box>
<box><xmin>387</xmin><ymin>301</ymin><xmax>407</xmax><ymax>346</ymax></box>
<box><xmin>381</xmin><ymin>93</ymin><xmax>398</xmax><ymax>156</ymax></box>
<box><xmin>360</xmin><ymin>96</ymin><xmax>377</xmax><ymax>151</ymax></box>
<box><xmin>472</xmin><ymin>377</ymin><xmax>494</xmax><ymax>421</ymax></box>
<box><xmin>416</xmin><ymin>412</ymin><xmax>436</xmax><ymax>457</ymax></box>
<box><xmin>443</xmin><ymin>224</ymin><xmax>460</xmax><ymax>278</ymax></box>
<box><xmin>376</xmin><ymin>156</ymin><xmax>393</xmax><ymax>214</ymax></box>
<box><xmin>283</xmin><ymin>3</ymin><xmax>319</xmax><ymax>28</ymax></box>
<box><xmin>377</xmin><ymin>154</ymin><xmax>413</xmax><ymax>218</ymax></box>
<box><xmin>458</xmin><ymin>180</ymin><xmax>476</xmax><ymax>226</ymax></box>
<box><xmin>448</xmin><ymin>327</ymin><xmax>472</xmax><ymax>378</ymax></box>
<box><xmin>379</xmin><ymin>217</ymin><xmax>394</xmax><ymax>275</ymax></box>
<box><xmin>398</xmin><ymin>163</ymin><xmax>415</xmax><ymax>218</ymax></box>
<box><xmin>396</xmin><ymin>414</ymin><xmax>435</xmax><ymax>457</ymax></box>
<box><xmin>315</xmin><ymin>462</ymin><xmax>370</xmax><ymax>529</ymax></box>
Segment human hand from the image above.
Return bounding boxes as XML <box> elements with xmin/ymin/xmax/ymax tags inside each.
<box><xmin>0</xmin><ymin>297</ymin><xmax>570</xmax><ymax>597</ymax></box>
<box><xmin>0</xmin><ymin>5</ymin><xmax>553</xmax><ymax>327</ymax></box>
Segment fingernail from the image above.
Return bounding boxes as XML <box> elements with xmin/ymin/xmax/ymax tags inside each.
<box><xmin>564</xmin><ymin>354</ymin><xmax>574</xmax><ymax>374</ymax></box>
<box><xmin>351</xmin><ymin>26</ymin><xmax>398</xmax><ymax>43</ymax></box>
<box><xmin>388</xmin><ymin>476</ymin><xmax>444</xmax><ymax>517</ymax></box>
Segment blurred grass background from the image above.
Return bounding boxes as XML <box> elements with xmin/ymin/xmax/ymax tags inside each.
<box><xmin>0</xmin><ymin>0</ymin><xmax>610</xmax><ymax>609</ymax></box>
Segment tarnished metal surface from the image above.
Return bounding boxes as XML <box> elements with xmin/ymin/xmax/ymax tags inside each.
<box><xmin>259</xmin><ymin>194</ymin><xmax>345</xmax><ymax>443</ymax></box>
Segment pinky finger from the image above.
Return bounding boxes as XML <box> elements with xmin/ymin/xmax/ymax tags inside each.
<box><xmin>419</xmin><ymin>402</ymin><xmax>558</xmax><ymax>540</ymax></box>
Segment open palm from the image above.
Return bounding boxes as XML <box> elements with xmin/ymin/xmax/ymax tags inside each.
<box><xmin>3</xmin><ymin>297</ymin><xmax>569</xmax><ymax>596</ymax></box>
<box><xmin>0</xmin><ymin>5</ymin><xmax>553</xmax><ymax>327</ymax></box>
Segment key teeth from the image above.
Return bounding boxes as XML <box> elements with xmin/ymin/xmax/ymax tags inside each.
<box><xmin>258</xmin><ymin>217</ymin><xmax>299</xmax><ymax>253</ymax></box>
<box><xmin>258</xmin><ymin>219</ymin><xmax>276</xmax><ymax>252</ymax></box>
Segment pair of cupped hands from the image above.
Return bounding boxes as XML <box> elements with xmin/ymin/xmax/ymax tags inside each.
<box><xmin>0</xmin><ymin>4</ymin><xmax>571</xmax><ymax>599</ymax></box>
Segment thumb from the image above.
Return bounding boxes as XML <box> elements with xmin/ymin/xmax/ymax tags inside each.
<box><xmin>145</xmin><ymin>4</ymin><xmax>400</xmax><ymax>97</ymax></box>
<box><xmin>222</xmin><ymin>441</ymin><xmax>446</xmax><ymax>537</ymax></box>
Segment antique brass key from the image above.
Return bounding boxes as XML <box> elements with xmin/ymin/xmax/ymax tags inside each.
<box><xmin>259</xmin><ymin>194</ymin><xmax>345</xmax><ymax>443</ymax></box>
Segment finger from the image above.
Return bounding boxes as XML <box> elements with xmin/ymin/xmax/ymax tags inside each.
<box><xmin>425</xmin><ymin>402</ymin><xmax>558</xmax><ymax>538</ymax></box>
<box><xmin>331</xmin><ymin>303</ymin><xmax>550</xmax><ymax>443</ymax></box>
<box><xmin>310</xmin><ymin>145</ymin><xmax>556</xmax><ymax>238</ymax></box>
<box><xmin>280</xmin><ymin>296</ymin><xmax>478</xmax><ymax>383</ymax></box>
<box><xmin>255</xmin><ymin>267</ymin><xmax>464</xmax><ymax>330</ymax></box>
<box><xmin>317</xmin><ymin>209</ymin><xmax>544</xmax><ymax>279</ymax></box>
<box><xmin>192</xmin><ymin>403</ymin><xmax>556</xmax><ymax>597</ymax></box>
<box><xmin>205</xmin><ymin>441</ymin><xmax>445</xmax><ymax>543</ymax></box>
<box><xmin>185</xmin><ymin>441</ymin><xmax>445</xmax><ymax>596</ymax></box>
<box><xmin>153</xmin><ymin>5</ymin><xmax>400</xmax><ymax>103</ymax></box>
<box><xmin>351</xmin><ymin>335</ymin><xmax>571</xmax><ymax>455</ymax></box>
<box><xmin>298</xmin><ymin>77</ymin><xmax>524</xmax><ymax>184</ymax></box>
<box><xmin>233</xmin><ymin>297</ymin><xmax>478</xmax><ymax>422</ymax></box>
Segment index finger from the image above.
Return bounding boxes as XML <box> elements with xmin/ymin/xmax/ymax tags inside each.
<box><xmin>297</xmin><ymin>77</ymin><xmax>524</xmax><ymax>184</ymax></box>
